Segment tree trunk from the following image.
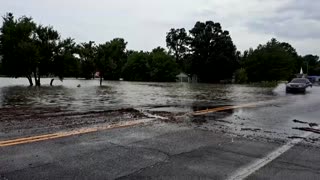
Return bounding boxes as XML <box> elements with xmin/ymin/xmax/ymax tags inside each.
<box><xmin>34</xmin><ymin>72</ymin><xmax>38</xmax><ymax>86</ymax></box>
<box><xmin>34</xmin><ymin>72</ymin><xmax>41</xmax><ymax>86</ymax></box>
<box><xmin>35</xmin><ymin>79</ymin><xmax>41</xmax><ymax>86</ymax></box>
<box><xmin>37</xmin><ymin>73</ymin><xmax>41</xmax><ymax>86</ymax></box>
<box><xmin>50</xmin><ymin>79</ymin><xmax>54</xmax><ymax>86</ymax></box>
<box><xmin>100</xmin><ymin>76</ymin><xmax>103</xmax><ymax>86</ymax></box>
<box><xmin>27</xmin><ymin>76</ymin><xmax>33</xmax><ymax>86</ymax></box>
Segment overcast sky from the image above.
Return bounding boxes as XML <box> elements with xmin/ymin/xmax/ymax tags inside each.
<box><xmin>1</xmin><ymin>0</ymin><xmax>319</xmax><ymax>55</ymax></box>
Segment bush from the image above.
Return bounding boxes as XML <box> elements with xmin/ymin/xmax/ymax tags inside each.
<box><xmin>235</xmin><ymin>68</ymin><xmax>248</xmax><ymax>84</ymax></box>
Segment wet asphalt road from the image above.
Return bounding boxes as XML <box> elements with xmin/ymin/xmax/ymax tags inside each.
<box><xmin>1</xmin><ymin>78</ymin><xmax>320</xmax><ymax>179</ymax></box>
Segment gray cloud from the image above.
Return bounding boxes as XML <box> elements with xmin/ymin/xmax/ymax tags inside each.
<box><xmin>248</xmin><ymin>19</ymin><xmax>320</xmax><ymax>39</ymax></box>
<box><xmin>0</xmin><ymin>0</ymin><xmax>319</xmax><ymax>55</ymax></box>
<box><xmin>281</xmin><ymin>0</ymin><xmax>320</xmax><ymax>20</ymax></box>
<box><xmin>247</xmin><ymin>0</ymin><xmax>320</xmax><ymax>39</ymax></box>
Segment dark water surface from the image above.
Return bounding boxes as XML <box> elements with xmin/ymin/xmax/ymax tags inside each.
<box><xmin>0</xmin><ymin>77</ymin><xmax>286</xmax><ymax>112</ymax></box>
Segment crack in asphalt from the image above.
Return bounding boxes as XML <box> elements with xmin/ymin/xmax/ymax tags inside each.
<box><xmin>113</xmin><ymin>139</ymin><xmax>272</xmax><ymax>179</ymax></box>
<box><xmin>114</xmin><ymin>158</ymin><xmax>170</xmax><ymax>180</ymax></box>
<box><xmin>108</xmin><ymin>142</ymin><xmax>170</xmax><ymax>180</ymax></box>
<box><xmin>278</xmin><ymin>161</ymin><xmax>320</xmax><ymax>174</ymax></box>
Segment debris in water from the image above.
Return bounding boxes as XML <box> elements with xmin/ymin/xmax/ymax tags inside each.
<box><xmin>292</xmin><ymin>127</ymin><xmax>320</xmax><ymax>134</ymax></box>
<box><xmin>293</xmin><ymin>119</ymin><xmax>308</xmax><ymax>124</ymax></box>
<box><xmin>309</xmin><ymin>123</ymin><xmax>318</xmax><ymax>127</ymax></box>
<box><xmin>293</xmin><ymin>119</ymin><xmax>318</xmax><ymax>128</ymax></box>
<box><xmin>138</xmin><ymin>110</ymin><xmax>168</xmax><ymax>120</ymax></box>
<box><xmin>142</xmin><ymin>110</ymin><xmax>186</xmax><ymax>123</ymax></box>
<box><xmin>308</xmin><ymin>138</ymin><xmax>319</xmax><ymax>142</ymax></box>
<box><xmin>288</xmin><ymin>136</ymin><xmax>306</xmax><ymax>140</ymax></box>
<box><xmin>241</xmin><ymin>128</ymin><xmax>261</xmax><ymax>132</ymax></box>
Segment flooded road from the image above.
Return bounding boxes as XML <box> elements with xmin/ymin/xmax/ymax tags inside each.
<box><xmin>1</xmin><ymin>77</ymin><xmax>320</xmax><ymax>141</ymax></box>
<box><xmin>0</xmin><ymin>77</ymin><xmax>281</xmax><ymax>111</ymax></box>
<box><xmin>1</xmin><ymin>77</ymin><xmax>320</xmax><ymax>140</ymax></box>
<box><xmin>1</xmin><ymin>77</ymin><xmax>320</xmax><ymax>179</ymax></box>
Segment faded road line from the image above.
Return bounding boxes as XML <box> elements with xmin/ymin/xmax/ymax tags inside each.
<box><xmin>226</xmin><ymin>126</ymin><xmax>319</xmax><ymax>180</ymax></box>
<box><xmin>0</xmin><ymin>118</ymin><xmax>155</xmax><ymax>147</ymax></box>
<box><xmin>193</xmin><ymin>102</ymin><xmax>267</xmax><ymax>116</ymax></box>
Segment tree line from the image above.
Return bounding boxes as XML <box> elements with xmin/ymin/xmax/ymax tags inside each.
<box><xmin>166</xmin><ymin>25</ymin><xmax>320</xmax><ymax>84</ymax></box>
<box><xmin>235</xmin><ymin>39</ymin><xmax>320</xmax><ymax>83</ymax></box>
<box><xmin>0</xmin><ymin>13</ymin><xmax>180</xmax><ymax>86</ymax></box>
<box><xmin>0</xmin><ymin>13</ymin><xmax>319</xmax><ymax>86</ymax></box>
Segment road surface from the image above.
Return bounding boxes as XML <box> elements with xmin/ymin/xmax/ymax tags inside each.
<box><xmin>0</xmin><ymin>81</ymin><xmax>320</xmax><ymax>179</ymax></box>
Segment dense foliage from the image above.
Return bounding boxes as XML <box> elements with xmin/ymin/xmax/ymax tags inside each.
<box><xmin>0</xmin><ymin>13</ymin><xmax>319</xmax><ymax>85</ymax></box>
<box><xmin>241</xmin><ymin>39</ymin><xmax>298</xmax><ymax>82</ymax></box>
<box><xmin>166</xmin><ymin>21</ymin><xmax>240</xmax><ymax>83</ymax></box>
<box><xmin>0</xmin><ymin>13</ymin><xmax>77</xmax><ymax>86</ymax></box>
<box><xmin>0</xmin><ymin>13</ymin><xmax>179</xmax><ymax>86</ymax></box>
<box><xmin>238</xmin><ymin>39</ymin><xmax>320</xmax><ymax>83</ymax></box>
<box><xmin>122</xmin><ymin>48</ymin><xmax>178</xmax><ymax>82</ymax></box>
<box><xmin>302</xmin><ymin>54</ymin><xmax>320</xmax><ymax>75</ymax></box>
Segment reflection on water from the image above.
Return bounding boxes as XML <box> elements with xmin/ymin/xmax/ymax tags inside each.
<box><xmin>0</xmin><ymin>78</ymin><xmax>281</xmax><ymax>112</ymax></box>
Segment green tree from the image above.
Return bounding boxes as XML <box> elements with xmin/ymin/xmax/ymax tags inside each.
<box><xmin>244</xmin><ymin>38</ymin><xmax>298</xmax><ymax>82</ymax></box>
<box><xmin>96</xmin><ymin>38</ymin><xmax>127</xmax><ymax>85</ymax></box>
<box><xmin>77</xmin><ymin>41</ymin><xmax>97</xmax><ymax>79</ymax></box>
<box><xmin>166</xmin><ymin>28</ymin><xmax>189</xmax><ymax>70</ymax></box>
<box><xmin>33</xmin><ymin>25</ymin><xmax>60</xmax><ymax>86</ymax></box>
<box><xmin>122</xmin><ymin>51</ymin><xmax>150</xmax><ymax>81</ymax></box>
<box><xmin>149</xmin><ymin>47</ymin><xmax>179</xmax><ymax>82</ymax></box>
<box><xmin>103</xmin><ymin>38</ymin><xmax>127</xmax><ymax>80</ymax></box>
<box><xmin>122</xmin><ymin>48</ymin><xmax>178</xmax><ymax>82</ymax></box>
<box><xmin>234</xmin><ymin>68</ymin><xmax>248</xmax><ymax>84</ymax></box>
<box><xmin>51</xmin><ymin>38</ymin><xmax>79</xmax><ymax>84</ymax></box>
<box><xmin>0</xmin><ymin>13</ymin><xmax>37</xmax><ymax>85</ymax></box>
<box><xmin>188</xmin><ymin>21</ymin><xmax>238</xmax><ymax>83</ymax></box>
<box><xmin>95</xmin><ymin>42</ymin><xmax>110</xmax><ymax>85</ymax></box>
<box><xmin>0</xmin><ymin>13</ymin><xmax>72</xmax><ymax>86</ymax></box>
<box><xmin>302</xmin><ymin>54</ymin><xmax>319</xmax><ymax>75</ymax></box>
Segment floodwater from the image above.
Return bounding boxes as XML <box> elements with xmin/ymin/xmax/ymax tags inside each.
<box><xmin>1</xmin><ymin>77</ymin><xmax>320</xmax><ymax>145</ymax></box>
<box><xmin>0</xmin><ymin>77</ymin><xmax>285</xmax><ymax>112</ymax></box>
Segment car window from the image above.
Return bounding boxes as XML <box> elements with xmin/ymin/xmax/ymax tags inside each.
<box><xmin>291</xmin><ymin>79</ymin><xmax>306</xmax><ymax>83</ymax></box>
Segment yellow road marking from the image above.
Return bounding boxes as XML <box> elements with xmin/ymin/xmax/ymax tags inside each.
<box><xmin>1</xmin><ymin>101</ymin><xmax>270</xmax><ymax>147</ymax></box>
<box><xmin>0</xmin><ymin>119</ymin><xmax>154</xmax><ymax>147</ymax></box>
<box><xmin>0</xmin><ymin>133</ymin><xmax>59</xmax><ymax>144</ymax></box>
<box><xmin>193</xmin><ymin>102</ymin><xmax>265</xmax><ymax>116</ymax></box>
